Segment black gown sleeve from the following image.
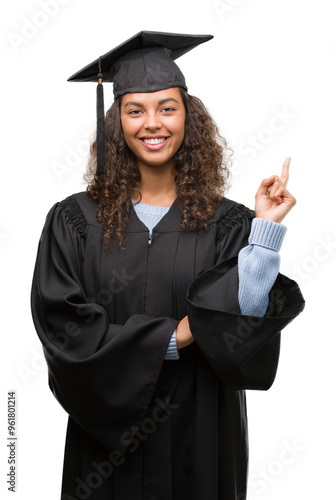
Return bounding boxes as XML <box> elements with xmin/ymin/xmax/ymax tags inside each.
<box><xmin>186</xmin><ymin>203</ymin><xmax>305</xmax><ymax>390</ymax></box>
<box><xmin>30</xmin><ymin>201</ymin><xmax>181</xmax><ymax>456</ymax></box>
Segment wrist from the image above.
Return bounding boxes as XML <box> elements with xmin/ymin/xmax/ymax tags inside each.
<box><xmin>249</xmin><ymin>218</ymin><xmax>287</xmax><ymax>251</ymax></box>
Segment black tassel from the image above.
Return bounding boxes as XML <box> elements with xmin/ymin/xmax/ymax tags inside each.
<box><xmin>96</xmin><ymin>57</ymin><xmax>105</xmax><ymax>176</ymax></box>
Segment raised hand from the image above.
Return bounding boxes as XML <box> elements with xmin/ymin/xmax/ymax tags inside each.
<box><xmin>254</xmin><ymin>157</ymin><xmax>296</xmax><ymax>223</ymax></box>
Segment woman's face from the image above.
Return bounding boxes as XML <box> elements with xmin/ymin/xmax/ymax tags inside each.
<box><xmin>120</xmin><ymin>87</ymin><xmax>186</xmax><ymax>171</ymax></box>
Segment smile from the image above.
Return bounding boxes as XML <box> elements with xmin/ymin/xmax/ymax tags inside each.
<box><xmin>139</xmin><ymin>136</ymin><xmax>169</xmax><ymax>151</ymax></box>
<box><xmin>143</xmin><ymin>137</ymin><xmax>166</xmax><ymax>145</ymax></box>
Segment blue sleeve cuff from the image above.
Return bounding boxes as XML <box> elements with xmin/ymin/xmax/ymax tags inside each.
<box><xmin>249</xmin><ymin>217</ymin><xmax>287</xmax><ymax>251</ymax></box>
<box><xmin>164</xmin><ymin>330</ymin><xmax>180</xmax><ymax>360</ymax></box>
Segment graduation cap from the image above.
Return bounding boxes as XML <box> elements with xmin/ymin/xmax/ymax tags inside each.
<box><xmin>67</xmin><ymin>30</ymin><xmax>213</xmax><ymax>176</ymax></box>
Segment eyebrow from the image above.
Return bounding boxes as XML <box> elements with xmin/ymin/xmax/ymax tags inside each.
<box><xmin>123</xmin><ymin>97</ymin><xmax>180</xmax><ymax>109</ymax></box>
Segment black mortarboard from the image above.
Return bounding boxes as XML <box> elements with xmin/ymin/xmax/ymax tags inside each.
<box><xmin>67</xmin><ymin>31</ymin><xmax>213</xmax><ymax>176</ymax></box>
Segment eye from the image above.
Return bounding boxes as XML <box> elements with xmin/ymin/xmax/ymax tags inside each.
<box><xmin>161</xmin><ymin>107</ymin><xmax>176</xmax><ymax>113</ymax></box>
<box><xmin>127</xmin><ymin>109</ymin><xmax>143</xmax><ymax>115</ymax></box>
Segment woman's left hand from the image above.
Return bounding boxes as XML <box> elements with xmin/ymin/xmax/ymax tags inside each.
<box><xmin>254</xmin><ymin>157</ymin><xmax>296</xmax><ymax>223</ymax></box>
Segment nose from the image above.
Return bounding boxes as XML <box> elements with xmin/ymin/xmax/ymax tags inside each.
<box><xmin>144</xmin><ymin>110</ymin><xmax>162</xmax><ymax>131</ymax></box>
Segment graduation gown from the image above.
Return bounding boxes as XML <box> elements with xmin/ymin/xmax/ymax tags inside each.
<box><xmin>30</xmin><ymin>191</ymin><xmax>305</xmax><ymax>500</ymax></box>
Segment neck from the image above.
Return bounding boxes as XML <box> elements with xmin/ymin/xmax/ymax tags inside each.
<box><xmin>133</xmin><ymin>160</ymin><xmax>177</xmax><ymax>206</ymax></box>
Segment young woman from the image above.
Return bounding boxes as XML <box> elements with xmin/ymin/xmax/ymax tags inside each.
<box><xmin>31</xmin><ymin>31</ymin><xmax>305</xmax><ymax>500</ymax></box>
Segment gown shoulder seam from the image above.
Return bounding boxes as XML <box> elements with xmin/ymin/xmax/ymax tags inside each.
<box><xmin>216</xmin><ymin>202</ymin><xmax>254</xmax><ymax>242</ymax></box>
<box><xmin>59</xmin><ymin>195</ymin><xmax>88</xmax><ymax>235</ymax></box>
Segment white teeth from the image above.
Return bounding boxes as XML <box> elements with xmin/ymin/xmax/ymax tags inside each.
<box><xmin>143</xmin><ymin>138</ymin><xmax>166</xmax><ymax>145</ymax></box>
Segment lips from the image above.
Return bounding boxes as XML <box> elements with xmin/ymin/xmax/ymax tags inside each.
<box><xmin>139</xmin><ymin>136</ymin><xmax>169</xmax><ymax>151</ymax></box>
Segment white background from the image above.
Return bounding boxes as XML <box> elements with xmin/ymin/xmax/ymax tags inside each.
<box><xmin>1</xmin><ymin>0</ymin><xmax>335</xmax><ymax>498</ymax></box>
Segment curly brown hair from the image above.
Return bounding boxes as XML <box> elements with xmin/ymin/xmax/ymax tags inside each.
<box><xmin>85</xmin><ymin>88</ymin><xmax>232</xmax><ymax>247</ymax></box>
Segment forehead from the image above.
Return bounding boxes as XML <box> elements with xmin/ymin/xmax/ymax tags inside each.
<box><xmin>121</xmin><ymin>87</ymin><xmax>183</xmax><ymax>106</ymax></box>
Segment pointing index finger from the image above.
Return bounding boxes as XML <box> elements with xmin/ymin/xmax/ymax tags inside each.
<box><xmin>281</xmin><ymin>157</ymin><xmax>291</xmax><ymax>188</ymax></box>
